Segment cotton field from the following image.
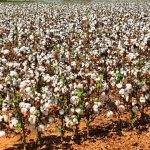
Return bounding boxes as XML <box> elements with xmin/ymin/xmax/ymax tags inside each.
<box><xmin>0</xmin><ymin>1</ymin><xmax>150</xmax><ymax>149</ymax></box>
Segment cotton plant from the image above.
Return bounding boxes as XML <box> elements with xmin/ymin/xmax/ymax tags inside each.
<box><xmin>0</xmin><ymin>1</ymin><xmax>150</xmax><ymax>148</ymax></box>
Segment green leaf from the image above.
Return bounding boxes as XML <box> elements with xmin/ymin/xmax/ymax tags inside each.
<box><xmin>131</xmin><ymin>118</ymin><xmax>137</xmax><ymax>124</ymax></box>
<box><xmin>76</xmin><ymin>91</ymin><xmax>85</xmax><ymax>97</ymax></box>
<box><xmin>115</xmin><ymin>72</ymin><xmax>123</xmax><ymax>81</ymax></box>
<box><xmin>96</xmin><ymin>82</ymin><xmax>103</xmax><ymax>88</ymax></box>
<box><xmin>53</xmin><ymin>65</ymin><xmax>60</xmax><ymax>70</ymax></box>
<box><xmin>98</xmin><ymin>74</ymin><xmax>104</xmax><ymax>80</ymax></box>
<box><xmin>16</xmin><ymin>123</ymin><xmax>22</xmax><ymax>131</ymax></box>
<box><xmin>141</xmin><ymin>79</ymin><xmax>147</xmax><ymax>85</ymax></box>
<box><xmin>76</xmin><ymin>115</ymin><xmax>82</xmax><ymax>121</ymax></box>
<box><xmin>35</xmin><ymin>110</ymin><xmax>40</xmax><ymax>117</ymax></box>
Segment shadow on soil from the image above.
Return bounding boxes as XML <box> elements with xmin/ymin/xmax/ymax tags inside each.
<box><xmin>4</xmin><ymin>115</ymin><xmax>150</xmax><ymax>150</ymax></box>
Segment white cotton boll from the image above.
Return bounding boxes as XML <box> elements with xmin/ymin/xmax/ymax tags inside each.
<box><xmin>77</xmin><ymin>83</ymin><xmax>83</xmax><ymax>89</ymax></box>
<box><xmin>85</xmin><ymin>102</ymin><xmax>89</xmax><ymax>107</ymax></box>
<box><xmin>119</xmin><ymin>89</ymin><xmax>125</xmax><ymax>95</ymax></box>
<box><xmin>70</xmin><ymin>107</ymin><xmax>75</xmax><ymax>113</ymax></box>
<box><xmin>125</xmin><ymin>96</ymin><xmax>129</xmax><ymax>102</ymax></box>
<box><xmin>10</xmin><ymin>71</ymin><xmax>18</xmax><ymax>77</ymax></box>
<box><xmin>116</xmin><ymin>83</ymin><xmax>122</xmax><ymax>89</ymax></box>
<box><xmin>59</xmin><ymin>109</ymin><xmax>64</xmax><ymax>115</ymax></box>
<box><xmin>93</xmin><ymin>105</ymin><xmax>99</xmax><ymax>112</ymax></box>
<box><xmin>145</xmin><ymin>94</ymin><xmax>149</xmax><ymax>100</ymax></box>
<box><xmin>3</xmin><ymin>115</ymin><xmax>8</xmax><ymax>122</ymax></box>
<box><xmin>75</xmin><ymin>108</ymin><xmax>83</xmax><ymax>115</ymax></box>
<box><xmin>0</xmin><ymin>116</ymin><xmax>3</xmax><ymax>122</ymax></box>
<box><xmin>0</xmin><ymin>131</ymin><xmax>6</xmax><ymax>137</ymax></box>
<box><xmin>30</xmin><ymin>107</ymin><xmax>36</xmax><ymax>115</ymax></box>
<box><xmin>66</xmin><ymin>120</ymin><xmax>73</xmax><ymax>127</ymax></box>
<box><xmin>62</xmin><ymin>87</ymin><xmax>67</xmax><ymax>93</ymax></box>
<box><xmin>70</xmin><ymin>96</ymin><xmax>80</xmax><ymax>105</ymax></box>
<box><xmin>2</xmin><ymin>107</ymin><xmax>7</xmax><ymax>112</ymax></box>
<box><xmin>140</xmin><ymin>97</ymin><xmax>146</xmax><ymax>103</ymax></box>
<box><xmin>101</xmin><ymin>92</ymin><xmax>106</xmax><ymax>97</ymax></box>
<box><xmin>25</xmin><ymin>103</ymin><xmax>31</xmax><ymax>109</ymax></box>
<box><xmin>64</xmin><ymin>116</ymin><xmax>70</xmax><ymax>122</ymax></box>
<box><xmin>43</xmin><ymin>75</ymin><xmax>51</xmax><ymax>82</ymax></box>
<box><xmin>49</xmin><ymin>117</ymin><xmax>54</xmax><ymax>123</ymax></box>
<box><xmin>21</xmin><ymin>107</ymin><xmax>28</xmax><ymax>114</ymax></box>
<box><xmin>94</xmin><ymin>102</ymin><xmax>101</xmax><ymax>107</ymax></box>
<box><xmin>141</xmin><ymin>85</ymin><xmax>147</xmax><ymax>92</ymax></box>
<box><xmin>19</xmin><ymin>102</ymin><xmax>25</xmax><ymax>108</ymax></box>
<box><xmin>126</xmin><ymin>83</ymin><xmax>133</xmax><ymax>93</ymax></box>
<box><xmin>11</xmin><ymin>118</ymin><xmax>18</xmax><ymax>127</ymax></box>
<box><xmin>29</xmin><ymin>34</ymin><xmax>34</xmax><ymax>40</ymax></box>
<box><xmin>132</xmin><ymin>106</ymin><xmax>138</xmax><ymax>113</ymax></box>
<box><xmin>3</xmin><ymin>49</ymin><xmax>9</xmax><ymax>55</ymax></box>
<box><xmin>71</xmin><ymin>61</ymin><xmax>76</xmax><ymax>67</ymax></box>
<box><xmin>5</xmin><ymin>94</ymin><xmax>10</xmax><ymax>101</ymax></box>
<box><xmin>29</xmin><ymin>115</ymin><xmax>36</xmax><ymax>125</ymax></box>
<box><xmin>0</xmin><ymin>84</ymin><xmax>3</xmax><ymax>91</ymax></box>
<box><xmin>19</xmin><ymin>81</ymin><xmax>26</xmax><ymax>89</ymax></box>
<box><xmin>25</xmin><ymin>87</ymin><xmax>31</xmax><ymax>93</ymax></box>
<box><xmin>107</xmin><ymin>111</ymin><xmax>113</xmax><ymax>117</ymax></box>
<box><xmin>111</xmin><ymin>81</ymin><xmax>115</xmax><ymax>87</ymax></box>
<box><xmin>115</xmin><ymin>100</ymin><xmax>120</xmax><ymax>106</ymax></box>
<box><xmin>44</xmin><ymin>102</ymin><xmax>50</xmax><ymax>109</ymax></box>
<box><xmin>38</xmin><ymin>124</ymin><xmax>45</xmax><ymax>132</ymax></box>
<box><xmin>54</xmin><ymin>87</ymin><xmax>59</xmax><ymax>93</ymax></box>
<box><xmin>73</xmin><ymin>117</ymin><xmax>78</xmax><ymax>125</ymax></box>
<box><xmin>118</xmin><ymin>105</ymin><xmax>125</xmax><ymax>112</ymax></box>
<box><xmin>66</xmin><ymin>66</ymin><xmax>71</xmax><ymax>72</ymax></box>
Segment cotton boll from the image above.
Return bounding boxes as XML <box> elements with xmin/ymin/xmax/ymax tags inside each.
<box><xmin>140</xmin><ymin>97</ymin><xmax>146</xmax><ymax>103</ymax></box>
<box><xmin>38</xmin><ymin>124</ymin><xmax>45</xmax><ymax>131</ymax></box>
<box><xmin>49</xmin><ymin>117</ymin><xmax>55</xmax><ymax>123</ymax></box>
<box><xmin>2</xmin><ymin>107</ymin><xmax>7</xmax><ymax>112</ymax></box>
<box><xmin>0</xmin><ymin>84</ymin><xmax>3</xmax><ymax>91</ymax></box>
<box><xmin>25</xmin><ymin>103</ymin><xmax>31</xmax><ymax>109</ymax></box>
<box><xmin>75</xmin><ymin>108</ymin><xmax>83</xmax><ymax>115</ymax></box>
<box><xmin>71</xmin><ymin>61</ymin><xmax>76</xmax><ymax>67</ymax></box>
<box><xmin>29</xmin><ymin>115</ymin><xmax>36</xmax><ymax>125</ymax></box>
<box><xmin>93</xmin><ymin>104</ymin><xmax>99</xmax><ymax>112</ymax></box>
<box><xmin>3</xmin><ymin>115</ymin><xmax>8</xmax><ymax>122</ymax></box>
<box><xmin>10</xmin><ymin>71</ymin><xmax>18</xmax><ymax>77</ymax></box>
<box><xmin>118</xmin><ymin>105</ymin><xmax>125</xmax><ymax>112</ymax></box>
<box><xmin>3</xmin><ymin>49</ymin><xmax>9</xmax><ymax>55</ymax></box>
<box><xmin>70</xmin><ymin>107</ymin><xmax>75</xmax><ymax>113</ymax></box>
<box><xmin>115</xmin><ymin>100</ymin><xmax>120</xmax><ymax>106</ymax></box>
<box><xmin>0</xmin><ymin>116</ymin><xmax>3</xmax><ymax>122</ymax></box>
<box><xmin>0</xmin><ymin>131</ymin><xmax>6</xmax><ymax>137</ymax></box>
<box><xmin>11</xmin><ymin>118</ymin><xmax>18</xmax><ymax>127</ymax></box>
<box><xmin>119</xmin><ymin>88</ymin><xmax>125</xmax><ymax>95</ymax></box>
<box><xmin>29</xmin><ymin>34</ymin><xmax>34</xmax><ymax>40</ymax></box>
<box><xmin>25</xmin><ymin>87</ymin><xmax>32</xmax><ymax>93</ymax></box>
<box><xmin>70</xmin><ymin>96</ymin><xmax>80</xmax><ymax>105</ymax></box>
<box><xmin>107</xmin><ymin>111</ymin><xmax>113</xmax><ymax>117</ymax></box>
<box><xmin>126</xmin><ymin>83</ymin><xmax>133</xmax><ymax>93</ymax></box>
<box><xmin>21</xmin><ymin>107</ymin><xmax>28</xmax><ymax>114</ymax></box>
<box><xmin>116</xmin><ymin>83</ymin><xmax>122</xmax><ymax>89</ymax></box>
<box><xmin>73</xmin><ymin>117</ymin><xmax>78</xmax><ymax>125</ymax></box>
<box><xmin>125</xmin><ymin>96</ymin><xmax>129</xmax><ymax>102</ymax></box>
<box><xmin>59</xmin><ymin>109</ymin><xmax>64</xmax><ymax>115</ymax></box>
<box><xmin>94</xmin><ymin>102</ymin><xmax>101</xmax><ymax>107</ymax></box>
<box><xmin>132</xmin><ymin>105</ymin><xmax>138</xmax><ymax>113</ymax></box>
<box><xmin>30</xmin><ymin>107</ymin><xmax>36</xmax><ymax>115</ymax></box>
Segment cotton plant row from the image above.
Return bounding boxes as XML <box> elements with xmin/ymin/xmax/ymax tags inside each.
<box><xmin>0</xmin><ymin>1</ymin><xmax>150</xmax><ymax>149</ymax></box>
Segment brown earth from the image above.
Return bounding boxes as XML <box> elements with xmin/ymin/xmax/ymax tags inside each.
<box><xmin>0</xmin><ymin>110</ymin><xmax>150</xmax><ymax>150</ymax></box>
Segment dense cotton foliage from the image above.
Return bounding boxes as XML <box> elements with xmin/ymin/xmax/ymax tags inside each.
<box><xmin>0</xmin><ymin>1</ymin><xmax>150</xmax><ymax>148</ymax></box>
